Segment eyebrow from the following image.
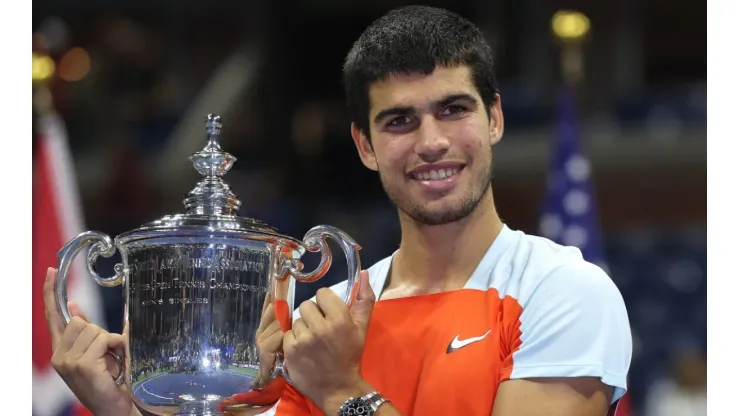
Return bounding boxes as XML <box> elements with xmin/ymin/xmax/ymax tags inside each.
<box><xmin>372</xmin><ymin>93</ymin><xmax>479</xmax><ymax>125</ymax></box>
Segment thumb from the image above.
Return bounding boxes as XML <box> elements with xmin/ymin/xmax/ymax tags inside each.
<box><xmin>68</xmin><ymin>301</ymin><xmax>90</xmax><ymax>322</ymax></box>
<box><xmin>349</xmin><ymin>270</ymin><xmax>375</xmax><ymax>332</ymax></box>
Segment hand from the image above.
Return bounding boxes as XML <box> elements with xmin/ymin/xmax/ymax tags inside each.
<box><xmin>220</xmin><ymin>292</ymin><xmax>287</xmax><ymax>412</ymax></box>
<box><xmin>254</xmin><ymin>292</ymin><xmax>284</xmax><ymax>389</ymax></box>
<box><xmin>282</xmin><ymin>270</ymin><xmax>375</xmax><ymax>412</ymax></box>
<box><xmin>43</xmin><ymin>268</ymin><xmax>138</xmax><ymax>416</ymax></box>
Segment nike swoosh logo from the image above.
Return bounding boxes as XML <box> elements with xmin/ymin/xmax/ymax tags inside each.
<box><xmin>446</xmin><ymin>330</ymin><xmax>492</xmax><ymax>354</ymax></box>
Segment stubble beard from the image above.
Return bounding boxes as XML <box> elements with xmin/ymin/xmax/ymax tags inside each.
<box><xmin>379</xmin><ymin>156</ymin><xmax>493</xmax><ymax>226</ymax></box>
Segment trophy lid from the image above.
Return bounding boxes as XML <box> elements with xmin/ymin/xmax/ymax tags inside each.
<box><xmin>183</xmin><ymin>114</ymin><xmax>240</xmax><ymax>216</ymax></box>
<box><xmin>116</xmin><ymin>114</ymin><xmax>300</xmax><ymax>246</ymax></box>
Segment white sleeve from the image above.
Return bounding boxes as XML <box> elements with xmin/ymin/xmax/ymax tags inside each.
<box><xmin>504</xmin><ymin>261</ymin><xmax>632</xmax><ymax>404</ymax></box>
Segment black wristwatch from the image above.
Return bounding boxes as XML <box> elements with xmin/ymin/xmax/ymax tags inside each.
<box><xmin>337</xmin><ymin>391</ymin><xmax>389</xmax><ymax>416</ymax></box>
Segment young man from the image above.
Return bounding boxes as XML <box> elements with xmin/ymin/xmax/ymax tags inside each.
<box><xmin>258</xmin><ymin>6</ymin><xmax>631</xmax><ymax>415</ymax></box>
<box><xmin>42</xmin><ymin>5</ymin><xmax>631</xmax><ymax>416</ymax></box>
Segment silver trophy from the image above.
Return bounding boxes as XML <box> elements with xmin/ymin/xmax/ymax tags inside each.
<box><xmin>54</xmin><ymin>114</ymin><xmax>361</xmax><ymax>415</ymax></box>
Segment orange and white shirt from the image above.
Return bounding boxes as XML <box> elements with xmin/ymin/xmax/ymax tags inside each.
<box><xmin>264</xmin><ymin>225</ymin><xmax>632</xmax><ymax>415</ymax></box>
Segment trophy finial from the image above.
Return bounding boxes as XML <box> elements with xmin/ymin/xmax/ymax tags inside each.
<box><xmin>206</xmin><ymin>114</ymin><xmax>222</xmax><ymax>141</ymax></box>
<box><xmin>184</xmin><ymin>114</ymin><xmax>241</xmax><ymax>215</ymax></box>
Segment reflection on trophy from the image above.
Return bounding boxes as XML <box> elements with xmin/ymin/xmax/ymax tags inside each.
<box><xmin>54</xmin><ymin>114</ymin><xmax>361</xmax><ymax>415</ymax></box>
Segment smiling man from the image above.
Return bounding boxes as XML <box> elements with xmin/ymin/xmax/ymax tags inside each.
<box><xmin>41</xmin><ymin>5</ymin><xmax>631</xmax><ymax>416</ymax></box>
<box><xmin>259</xmin><ymin>5</ymin><xmax>632</xmax><ymax>416</ymax></box>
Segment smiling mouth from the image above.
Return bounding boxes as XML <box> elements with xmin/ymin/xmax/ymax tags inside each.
<box><xmin>409</xmin><ymin>165</ymin><xmax>463</xmax><ymax>181</ymax></box>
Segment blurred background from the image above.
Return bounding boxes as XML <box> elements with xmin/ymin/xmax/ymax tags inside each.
<box><xmin>32</xmin><ymin>0</ymin><xmax>706</xmax><ymax>415</ymax></box>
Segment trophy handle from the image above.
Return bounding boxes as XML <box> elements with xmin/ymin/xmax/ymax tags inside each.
<box><xmin>55</xmin><ymin>230</ymin><xmax>126</xmax><ymax>386</ymax></box>
<box><xmin>274</xmin><ymin>225</ymin><xmax>362</xmax><ymax>383</ymax></box>
<box><xmin>285</xmin><ymin>225</ymin><xmax>362</xmax><ymax>305</ymax></box>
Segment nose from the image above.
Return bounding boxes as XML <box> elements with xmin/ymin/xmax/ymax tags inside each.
<box><xmin>414</xmin><ymin>118</ymin><xmax>450</xmax><ymax>162</ymax></box>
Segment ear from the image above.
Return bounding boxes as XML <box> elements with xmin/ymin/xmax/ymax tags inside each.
<box><xmin>351</xmin><ymin>123</ymin><xmax>379</xmax><ymax>171</ymax></box>
<box><xmin>489</xmin><ymin>94</ymin><xmax>505</xmax><ymax>147</ymax></box>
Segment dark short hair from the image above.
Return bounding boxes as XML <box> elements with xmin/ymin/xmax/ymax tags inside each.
<box><xmin>342</xmin><ymin>5</ymin><xmax>499</xmax><ymax>138</ymax></box>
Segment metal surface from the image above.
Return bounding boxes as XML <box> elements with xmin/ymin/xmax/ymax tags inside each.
<box><xmin>53</xmin><ymin>114</ymin><xmax>362</xmax><ymax>415</ymax></box>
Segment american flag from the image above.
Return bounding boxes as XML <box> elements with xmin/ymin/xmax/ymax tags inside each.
<box><xmin>539</xmin><ymin>87</ymin><xmax>631</xmax><ymax>416</ymax></box>
<box><xmin>539</xmin><ymin>87</ymin><xmax>607</xmax><ymax>270</ymax></box>
<box><xmin>32</xmin><ymin>109</ymin><xmax>102</xmax><ymax>416</ymax></box>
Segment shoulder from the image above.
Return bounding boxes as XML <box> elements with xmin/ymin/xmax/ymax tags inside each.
<box><xmin>498</xmin><ymin>232</ymin><xmax>632</xmax><ymax>404</ymax></box>
<box><xmin>490</xmin><ymin>228</ymin><xmax>622</xmax><ymax>309</ymax></box>
<box><xmin>523</xmin><ymin>235</ymin><xmax>624</xmax><ymax>315</ymax></box>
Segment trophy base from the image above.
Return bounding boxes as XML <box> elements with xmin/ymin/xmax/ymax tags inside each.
<box><xmin>167</xmin><ymin>402</ymin><xmax>267</xmax><ymax>416</ymax></box>
<box><xmin>170</xmin><ymin>403</ymin><xmax>224</xmax><ymax>415</ymax></box>
<box><xmin>136</xmin><ymin>401</ymin><xmax>227</xmax><ymax>416</ymax></box>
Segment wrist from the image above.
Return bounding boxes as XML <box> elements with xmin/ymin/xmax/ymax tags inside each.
<box><xmin>319</xmin><ymin>379</ymin><xmax>375</xmax><ymax>415</ymax></box>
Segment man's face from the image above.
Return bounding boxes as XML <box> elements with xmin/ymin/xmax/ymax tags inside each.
<box><xmin>352</xmin><ymin>65</ymin><xmax>504</xmax><ymax>226</ymax></box>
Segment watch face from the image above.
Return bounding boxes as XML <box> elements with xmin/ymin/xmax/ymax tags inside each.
<box><xmin>340</xmin><ymin>398</ymin><xmax>372</xmax><ymax>415</ymax></box>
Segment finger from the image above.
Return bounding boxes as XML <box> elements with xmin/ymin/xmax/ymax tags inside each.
<box><xmin>80</xmin><ymin>334</ymin><xmax>123</xmax><ymax>381</ymax></box>
<box><xmin>350</xmin><ymin>271</ymin><xmax>376</xmax><ymax>332</ymax></box>
<box><xmin>315</xmin><ymin>287</ymin><xmax>350</xmax><ymax>322</ymax></box>
<box><xmin>43</xmin><ymin>268</ymin><xmax>65</xmax><ymax>348</ymax></box>
<box><xmin>105</xmin><ymin>333</ymin><xmax>126</xmax><ymax>375</ymax></box>
<box><xmin>68</xmin><ymin>323</ymin><xmax>103</xmax><ymax>358</ymax></box>
<box><xmin>292</xmin><ymin>318</ymin><xmax>308</xmax><ymax>340</ymax></box>
<box><xmin>260</xmin><ymin>329</ymin><xmax>284</xmax><ymax>354</ymax></box>
<box><xmin>257</xmin><ymin>303</ymin><xmax>276</xmax><ymax>335</ymax></box>
<box><xmin>106</xmin><ymin>333</ymin><xmax>124</xmax><ymax>349</ymax></box>
<box><xmin>68</xmin><ymin>301</ymin><xmax>90</xmax><ymax>322</ymax></box>
<box><xmin>355</xmin><ymin>270</ymin><xmax>374</xmax><ymax>302</ymax></box>
<box><xmin>57</xmin><ymin>316</ymin><xmax>88</xmax><ymax>354</ymax></box>
<box><xmin>83</xmin><ymin>332</ymin><xmax>120</xmax><ymax>364</ymax></box>
<box><xmin>258</xmin><ymin>319</ymin><xmax>282</xmax><ymax>340</ymax></box>
<box><xmin>261</xmin><ymin>291</ymin><xmax>273</xmax><ymax>316</ymax></box>
<box><xmin>298</xmin><ymin>300</ymin><xmax>326</xmax><ymax>329</ymax></box>
<box><xmin>105</xmin><ymin>352</ymin><xmax>123</xmax><ymax>380</ymax></box>
<box><xmin>283</xmin><ymin>330</ymin><xmax>296</xmax><ymax>355</ymax></box>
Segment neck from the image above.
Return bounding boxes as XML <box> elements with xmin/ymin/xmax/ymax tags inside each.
<box><xmin>393</xmin><ymin>187</ymin><xmax>504</xmax><ymax>291</ymax></box>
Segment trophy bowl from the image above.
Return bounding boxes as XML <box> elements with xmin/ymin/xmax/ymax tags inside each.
<box><xmin>54</xmin><ymin>114</ymin><xmax>360</xmax><ymax>415</ymax></box>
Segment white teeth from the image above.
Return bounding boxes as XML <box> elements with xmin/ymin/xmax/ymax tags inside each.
<box><xmin>412</xmin><ymin>167</ymin><xmax>460</xmax><ymax>181</ymax></box>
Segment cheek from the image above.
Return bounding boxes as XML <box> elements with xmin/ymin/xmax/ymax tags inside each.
<box><xmin>457</xmin><ymin>127</ymin><xmax>488</xmax><ymax>156</ymax></box>
<box><xmin>444</xmin><ymin>118</ymin><xmax>489</xmax><ymax>152</ymax></box>
<box><xmin>379</xmin><ymin>141</ymin><xmax>412</xmax><ymax>176</ymax></box>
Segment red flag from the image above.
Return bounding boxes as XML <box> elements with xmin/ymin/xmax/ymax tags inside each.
<box><xmin>32</xmin><ymin>112</ymin><xmax>105</xmax><ymax>416</ymax></box>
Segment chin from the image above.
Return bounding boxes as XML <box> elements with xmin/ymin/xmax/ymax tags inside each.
<box><xmin>406</xmin><ymin>200</ymin><xmax>476</xmax><ymax>226</ymax></box>
<box><xmin>409</xmin><ymin>209</ymin><xmax>469</xmax><ymax>226</ymax></box>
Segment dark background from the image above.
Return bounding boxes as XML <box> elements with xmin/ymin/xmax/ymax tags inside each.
<box><xmin>32</xmin><ymin>0</ymin><xmax>706</xmax><ymax>414</ymax></box>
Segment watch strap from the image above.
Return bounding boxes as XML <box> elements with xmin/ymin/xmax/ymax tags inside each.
<box><xmin>361</xmin><ymin>391</ymin><xmax>389</xmax><ymax>412</ymax></box>
<box><xmin>338</xmin><ymin>391</ymin><xmax>389</xmax><ymax>415</ymax></box>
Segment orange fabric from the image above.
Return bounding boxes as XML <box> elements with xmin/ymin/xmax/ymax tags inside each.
<box><xmin>72</xmin><ymin>402</ymin><xmax>94</xmax><ymax>416</ymax></box>
<box><xmin>273</xmin><ymin>288</ymin><xmax>524</xmax><ymax>415</ymax></box>
<box><xmin>219</xmin><ymin>378</ymin><xmax>288</xmax><ymax>413</ymax></box>
<box><xmin>275</xmin><ymin>299</ymin><xmax>292</xmax><ymax>333</ymax></box>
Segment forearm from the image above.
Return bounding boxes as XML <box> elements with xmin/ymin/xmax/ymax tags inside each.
<box><xmin>320</xmin><ymin>380</ymin><xmax>402</xmax><ymax>416</ymax></box>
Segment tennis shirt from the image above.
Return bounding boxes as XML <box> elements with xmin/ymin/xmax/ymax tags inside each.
<box><xmin>261</xmin><ymin>225</ymin><xmax>632</xmax><ymax>415</ymax></box>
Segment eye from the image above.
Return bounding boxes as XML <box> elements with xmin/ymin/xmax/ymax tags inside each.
<box><xmin>388</xmin><ymin>116</ymin><xmax>412</xmax><ymax>127</ymax></box>
<box><xmin>440</xmin><ymin>105</ymin><xmax>467</xmax><ymax>116</ymax></box>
